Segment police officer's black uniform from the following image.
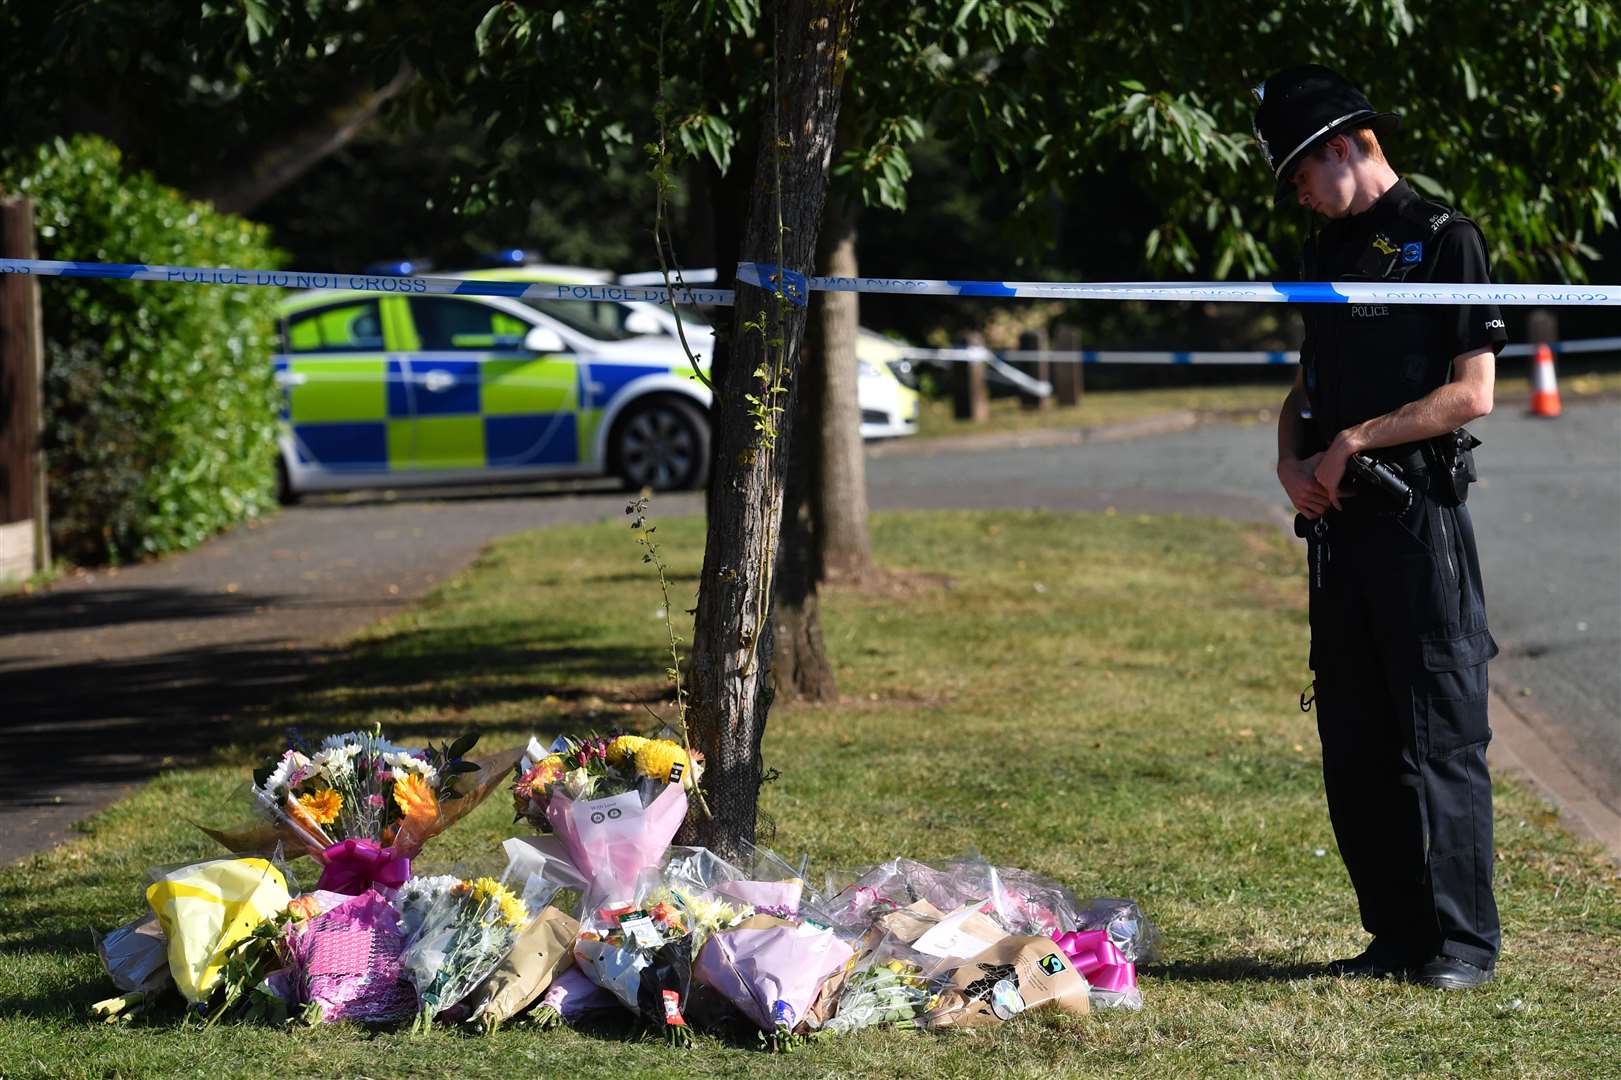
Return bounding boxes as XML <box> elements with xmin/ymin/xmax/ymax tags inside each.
<box><xmin>1255</xmin><ymin>66</ymin><xmax>1507</xmax><ymax>984</ymax></box>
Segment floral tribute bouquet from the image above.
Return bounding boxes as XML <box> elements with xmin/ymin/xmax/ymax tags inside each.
<box><xmin>281</xmin><ymin>889</ymin><xmax>419</xmax><ymax>1024</ymax></box>
<box><xmin>511</xmin><ymin>733</ymin><xmax>699</xmax><ymax>887</ymax></box>
<box><xmin>530</xmin><ymin>964</ymin><xmax>622</xmax><ymax>1030</ymax></box>
<box><xmin>692</xmin><ymin>915</ymin><xmax>853</xmax><ymax>1037</ymax></box>
<box><xmin>205</xmin><ymin>728</ymin><xmax>519</xmax><ymax>896</ymax></box>
<box><xmin>395</xmin><ymin>867</ymin><xmax>557</xmax><ymax>1029</ymax></box>
<box><xmin>826</xmin><ymin>855</ymin><xmax>1083</xmax><ymax>941</ymax></box>
<box><xmin>664</xmin><ymin>842</ymin><xmax>817</xmax><ymax>922</ymax></box>
<box><xmin>570</xmin><ymin>870</ymin><xmax>711</xmax><ymax>1045</ymax></box>
<box><xmin>818</xmin><ymin>940</ymin><xmax>934</xmax><ymax>1036</ymax></box>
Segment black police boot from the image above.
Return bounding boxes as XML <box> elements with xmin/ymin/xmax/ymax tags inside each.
<box><xmin>1323</xmin><ymin>937</ymin><xmax>1412</xmax><ymax>978</ymax></box>
<box><xmin>1410</xmin><ymin>955</ymin><xmax>1493</xmax><ymax>990</ymax></box>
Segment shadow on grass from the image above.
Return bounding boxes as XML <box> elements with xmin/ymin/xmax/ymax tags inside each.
<box><xmin>0</xmin><ymin>609</ymin><xmax>670</xmax><ymax>821</ymax></box>
<box><xmin>0</xmin><ymin>585</ymin><xmax>285</xmax><ymax>638</ymax></box>
<box><xmin>1144</xmin><ymin>957</ymin><xmax>1327</xmax><ymax>983</ymax></box>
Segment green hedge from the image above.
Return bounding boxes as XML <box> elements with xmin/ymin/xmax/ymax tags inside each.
<box><xmin>4</xmin><ymin>136</ymin><xmax>284</xmax><ymax>564</ymax></box>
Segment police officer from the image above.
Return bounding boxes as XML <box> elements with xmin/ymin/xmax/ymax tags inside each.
<box><xmin>1254</xmin><ymin>65</ymin><xmax>1505</xmax><ymax>990</ymax></box>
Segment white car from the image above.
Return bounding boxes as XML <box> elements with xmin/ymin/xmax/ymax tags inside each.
<box><xmin>616</xmin><ymin>267</ymin><xmax>920</xmax><ymax>439</ymax></box>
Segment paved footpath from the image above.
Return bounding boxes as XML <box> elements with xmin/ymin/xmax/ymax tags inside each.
<box><xmin>2</xmin><ymin>404</ymin><xmax>1615</xmax><ymax>864</ymax></box>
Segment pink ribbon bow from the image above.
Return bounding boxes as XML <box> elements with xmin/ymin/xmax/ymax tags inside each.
<box><xmin>1052</xmin><ymin>929</ymin><xmax>1137</xmax><ymax>993</ymax></box>
<box><xmin>315</xmin><ymin>838</ymin><xmax>412</xmax><ymax>895</ymax></box>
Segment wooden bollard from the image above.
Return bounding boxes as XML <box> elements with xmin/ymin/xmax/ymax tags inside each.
<box><xmin>951</xmin><ymin>332</ymin><xmax>989</xmax><ymax>423</ymax></box>
<box><xmin>1052</xmin><ymin>323</ymin><xmax>1083</xmax><ymax>408</ymax></box>
<box><xmin>1017</xmin><ymin>329</ymin><xmax>1052</xmax><ymax>411</ymax></box>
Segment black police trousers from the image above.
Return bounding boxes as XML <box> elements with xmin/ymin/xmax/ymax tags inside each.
<box><xmin>1306</xmin><ymin>491</ymin><xmax>1501</xmax><ymax>970</ymax></box>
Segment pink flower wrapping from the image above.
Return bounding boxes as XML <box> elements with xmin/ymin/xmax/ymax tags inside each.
<box><xmin>712</xmin><ymin>878</ymin><xmax>804</xmax><ymax>914</ymax></box>
<box><xmin>543</xmin><ymin>784</ymin><xmax>687</xmax><ymax>887</ymax></box>
<box><xmin>288</xmin><ymin>890</ymin><xmax>418</xmax><ymax>1023</ymax></box>
<box><xmin>694</xmin><ymin>921</ymin><xmax>853</xmax><ymax>1033</ymax></box>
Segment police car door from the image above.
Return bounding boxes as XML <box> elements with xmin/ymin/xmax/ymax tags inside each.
<box><xmin>275</xmin><ymin>296</ymin><xmax>398</xmax><ymax>473</ymax></box>
<box><xmin>402</xmin><ymin>296</ymin><xmax>581</xmax><ymax>474</ymax></box>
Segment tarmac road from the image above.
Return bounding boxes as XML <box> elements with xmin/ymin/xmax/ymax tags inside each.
<box><xmin>868</xmin><ymin>399</ymin><xmax>1621</xmax><ymax>826</ymax></box>
<box><xmin>1</xmin><ymin>400</ymin><xmax>1615</xmax><ymax>863</ymax></box>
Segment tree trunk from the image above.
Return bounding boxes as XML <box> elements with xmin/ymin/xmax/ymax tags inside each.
<box><xmin>684</xmin><ymin>0</ymin><xmax>856</xmax><ymax>857</ymax></box>
<box><xmin>814</xmin><ymin>195</ymin><xmax>873</xmax><ymax>581</ymax></box>
<box><xmin>770</xmin><ymin>281</ymin><xmax>838</xmax><ymax>705</ymax></box>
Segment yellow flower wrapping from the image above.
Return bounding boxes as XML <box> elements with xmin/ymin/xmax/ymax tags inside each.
<box><xmin>145</xmin><ymin>857</ymin><xmax>290</xmax><ymax>1004</ymax></box>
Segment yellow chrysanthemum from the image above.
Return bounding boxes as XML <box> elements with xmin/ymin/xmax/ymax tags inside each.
<box><xmin>605</xmin><ymin>735</ymin><xmax>650</xmax><ymax>767</ymax></box>
<box><xmin>471</xmin><ymin>877</ymin><xmax>529</xmax><ymax>928</ymax></box>
<box><xmin>295</xmin><ymin>788</ymin><xmax>342</xmax><ymax>826</ymax></box>
<box><xmin>632</xmin><ymin>739</ymin><xmax>689</xmax><ymax>784</ymax></box>
<box><xmin>392</xmin><ymin>772</ymin><xmax>439</xmax><ymax>826</ymax></box>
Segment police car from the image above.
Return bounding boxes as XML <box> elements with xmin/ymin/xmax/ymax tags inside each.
<box><xmin>270</xmin><ymin>264</ymin><xmax>918</xmax><ymax>502</ymax></box>
<box><xmin>616</xmin><ymin>267</ymin><xmax>921</xmax><ymax>439</ymax></box>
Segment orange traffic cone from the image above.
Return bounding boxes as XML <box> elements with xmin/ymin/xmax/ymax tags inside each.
<box><xmin>1528</xmin><ymin>343</ymin><xmax>1562</xmax><ymax>418</ymax></box>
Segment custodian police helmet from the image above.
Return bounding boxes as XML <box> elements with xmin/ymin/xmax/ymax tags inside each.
<box><xmin>1251</xmin><ymin>64</ymin><xmax>1400</xmax><ymax>192</ymax></box>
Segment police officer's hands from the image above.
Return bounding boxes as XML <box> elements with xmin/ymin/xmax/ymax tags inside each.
<box><xmin>1313</xmin><ymin>438</ymin><xmax>1357</xmax><ymax>512</ymax></box>
<box><xmin>1278</xmin><ymin>454</ymin><xmax>1332</xmax><ymax>519</ymax></box>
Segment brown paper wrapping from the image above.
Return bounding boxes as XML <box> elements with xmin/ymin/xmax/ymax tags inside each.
<box><xmin>927</xmin><ymin>935</ymin><xmax>1090</xmax><ymax>1028</ymax></box>
<box><xmin>453</xmin><ymin>905</ymin><xmax>580</xmax><ymax>1025</ymax></box>
<box><xmin>862</xmin><ymin>898</ymin><xmax>945</xmax><ymax>953</ymax></box>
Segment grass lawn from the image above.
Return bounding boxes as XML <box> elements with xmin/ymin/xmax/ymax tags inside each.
<box><xmin>914</xmin><ymin>367</ymin><xmax>1621</xmax><ymax>441</ymax></box>
<box><xmin>1</xmin><ymin>510</ymin><xmax>1616</xmax><ymax>1079</ymax></box>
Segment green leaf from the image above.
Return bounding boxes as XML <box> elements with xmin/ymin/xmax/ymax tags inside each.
<box><xmin>475</xmin><ymin>5</ymin><xmax>505</xmax><ymax>54</ymax></box>
<box><xmin>241</xmin><ymin>0</ymin><xmax>276</xmax><ymax>47</ymax></box>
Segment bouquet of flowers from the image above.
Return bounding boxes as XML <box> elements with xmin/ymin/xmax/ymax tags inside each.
<box><xmin>396</xmin><ymin>868</ymin><xmax>555</xmax><ymax>1028</ymax></box>
<box><xmin>283</xmin><ymin>889</ymin><xmax>419</xmax><ymax>1024</ymax></box>
<box><xmin>692</xmin><ymin>915</ymin><xmax>853</xmax><ymax>1036</ymax></box>
<box><xmin>511</xmin><ymin>734</ymin><xmax>698</xmax><ymax>887</ymax></box>
<box><xmin>205</xmin><ymin>727</ymin><xmax>518</xmax><ymax>896</ymax></box>
<box><xmin>530</xmin><ymin>964</ymin><xmax>622</xmax><ymax>1029</ymax></box>
<box><xmin>143</xmin><ymin>856</ymin><xmax>293</xmax><ymax>1005</ymax></box>
<box><xmin>438</xmin><ymin>904</ymin><xmax>580</xmax><ymax>1030</ymax></box>
<box><xmin>924</xmin><ymin>934</ymin><xmax>1090</xmax><ymax>1029</ymax></box>
<box><xmin>665</xmin><ymin>842</ymin><xmax>816</xmax><ymax>921</ymax></box>
<box><xmin>571</xmin><ymin>872</ymin><xmax>702</xmax><ymax>1044</ymax></box>
<box><xmin>827</xmin><ymin>855</ymin><xmax>1081</xmax><ymax>941</ymax></box>
<box><xmin>819</xmin><ymin>942</ymin><xmax>933</xmax><ymax>1035</ymax></box>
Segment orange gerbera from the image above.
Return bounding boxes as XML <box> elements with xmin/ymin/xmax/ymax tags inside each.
<box><xmin>295</xmin><ymin>788</ymin><xmax>343</xmax><ymax>827</ymax></box>
<box><xmin>393</xmin><ymin>772</ymin><xmax>440</xmax><ymax>826</ymax></box>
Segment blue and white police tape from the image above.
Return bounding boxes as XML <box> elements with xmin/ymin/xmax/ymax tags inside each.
<box><xmin>735</xmin><ymin>262</ymin><xmax>1621</xmax><ymax>308</ymax></box>
<box><xmin>7</xmin><ymin>256</ymin><xmax>1620</xmax><ymax>310</ymax></box>
<box><xmin>894</xmin><ymin>336</ymin><xmax>1621</xmax><ymax>368</ymax></box>
<box><xmin>0</xmin><ymin>258</ymin><xmax>735</xmax><ymax>307</ymax></box>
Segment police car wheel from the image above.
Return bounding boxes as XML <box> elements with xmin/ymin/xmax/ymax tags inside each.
<box><xmin>614</xmin><ymin>397</ymin><xmax>710</xmax><ymax>491</ymax></box>
<box><xmin>275</xmin><ymin>456</ymin><xmax>300</xmax><ymax>506</ymax></box>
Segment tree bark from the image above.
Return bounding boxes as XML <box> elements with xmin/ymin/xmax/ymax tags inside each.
<box><xmin>814</xmin><ymin>194</ymin><xmax>873</xmax><ymax>580</ymax></box>
<box><xmin>684</xmin><ymin>0</ymin><xmax>856</xmax><ymax>857</ymax></box>
<box><xmin>770</xmin><ymin>278</ymin><xmax>837</xmax><ymax>705</ymax></box>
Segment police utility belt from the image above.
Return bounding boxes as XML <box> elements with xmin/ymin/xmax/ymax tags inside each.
<box><xmin>1308</xmin><ymin>423</ymin><xmax>1482</xmax><ymax>518</ymax></box>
